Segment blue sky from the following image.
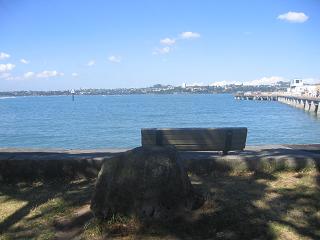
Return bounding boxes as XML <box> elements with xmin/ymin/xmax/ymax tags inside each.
<box><xmin>0</xmin><ymin>0</ymin><xmax>319</xmax><ymax>90</ymax></box>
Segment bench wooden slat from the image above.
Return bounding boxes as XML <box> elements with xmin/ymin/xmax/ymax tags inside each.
<box><xmin>142</xmin><ymin>144</ymin><xmax>242</xmax><ymax>151</ymax></box>
<box><xmin>141</xmin><ymin>128</ymin><xmax>247</xmax><ymax>152</ymax></box>
<box><xmin>141</xmin><ymin>133</ymin><xmax>247</xmax><ymax>142</ymax></box>
<box><xmin>142</xmin><ymin>138</ymin><xmax>227</xmax><ymax>145</ymax></box>
<box><xmin>142</xmin><ymin>140</ymin><xmax>245</xmax><ymax>148</ymax></box>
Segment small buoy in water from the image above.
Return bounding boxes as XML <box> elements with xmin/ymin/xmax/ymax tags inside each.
<box><xmin>70</xmin><ymin>89</ymin><xmax>75</xmax><ymax>101</ymax></box>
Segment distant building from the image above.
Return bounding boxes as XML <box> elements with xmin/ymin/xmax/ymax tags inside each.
<box><xmin>287</xmin><ymin>79</ymin><xmax>320</xmax><ymax>97</ymax></box>
<box><xmin>182</xmin><ymin>83</ymin><xmax>187</xmax><ymax>89</ymax></box>
<box><xmin>287</xmin><ymin>79</ymin><xmax>304</xmax><ymax>94</ymax></box>
<box><xmin>317</xmin><ymin>85</ymin><xmax>320</xmax><ymax>97</ymax></box>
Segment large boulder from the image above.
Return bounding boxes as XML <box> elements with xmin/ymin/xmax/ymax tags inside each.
<box><xmin>90</xmin><ymin>146</ymin><xmax>203</xmax><ymax>220</ymax></box>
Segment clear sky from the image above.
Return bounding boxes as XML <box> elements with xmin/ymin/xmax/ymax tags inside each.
<box><xmin>0</xmin><ymin>0</ymin><xmax>319</xmax><ymax>90</ymax></box>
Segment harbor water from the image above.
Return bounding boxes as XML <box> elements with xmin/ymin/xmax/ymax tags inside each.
<box><xmin>1</xmin><ymin>94</ymin><xmax>320</xmax><ymax>149</ymax></box>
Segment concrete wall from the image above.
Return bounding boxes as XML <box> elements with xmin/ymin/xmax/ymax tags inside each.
<box><xmin>1</xmin><ymin>146</ymin><xmax>320</xmax><ymax>182</ymax></box>
<box><xmin>0</xmin><ymin>149</ymin><xmax>124</xmax><ymax>182</ymax></box>
<box><xmin>0</xmin><ymin>159</ymin><xmax>103</xmax><ymax>182</ymax></box>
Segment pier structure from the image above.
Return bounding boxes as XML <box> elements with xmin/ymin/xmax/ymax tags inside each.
<box><xmin>234</xmin><ymin>93</ymin><xmax>278</xmax><ymax>101</ymax></box>
<box><xmin>234</xmin><ymin>92</ymin><xmax>320</xmax><ymax>116</ymax></box>
<box><xmin>277</xmin><ymin>95</ymin><xmax>319</xmax><ymax>115</ymax></box>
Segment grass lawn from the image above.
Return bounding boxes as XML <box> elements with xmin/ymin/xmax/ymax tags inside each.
<box><xmin>0</xmin><ymin>170</ymin><xmax>319</xmax><ymax>239</ymax></box>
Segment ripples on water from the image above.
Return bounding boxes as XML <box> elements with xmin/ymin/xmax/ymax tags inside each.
<box><xmin>0</xmin><ymin>94</ymin><xmax>319</xmax><ymax>149</ymax></box>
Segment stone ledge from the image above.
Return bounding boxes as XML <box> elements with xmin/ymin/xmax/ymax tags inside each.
<box><xmin>0</xmin><ymin>145</ymin><xmax>319</xmax><ymax>182</ymax></box>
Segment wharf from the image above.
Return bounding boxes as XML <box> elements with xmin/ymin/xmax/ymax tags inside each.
<box><xmin>234</xmin><ymin>92</ymin><xmax>278</xmax><ymax>101</ymax></box>
<box><xmin>234</xmin><ymin>92</ymin><xmax>320</xmax><ymax>115</ymax></box>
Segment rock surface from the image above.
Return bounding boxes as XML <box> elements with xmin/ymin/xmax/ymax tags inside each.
<box><xmin>90</xmin><ymin>146</ymin><xmax>203</xmax><ymax>219</ymax></box>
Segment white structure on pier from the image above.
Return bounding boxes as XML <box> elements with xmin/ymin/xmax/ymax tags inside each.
<box><xmin>288</xmin><ymin>79</ymin><xmax>304</xmax><ymax>94</ymax></box>
<box><xmin>287</xmin><ymin>79</ymin><xmax>320</xmax><ymax>97</ymax></box>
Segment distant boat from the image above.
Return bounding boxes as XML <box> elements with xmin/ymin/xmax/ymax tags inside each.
<box><xmin>0</xmin><ymin>97</ymin><xmax>16</xmax><ymax>100</ymax></box>
<box><xmin>70</xmin><ymin>89</ymin><xmax>75</xmax><ymax>101</ymax></box>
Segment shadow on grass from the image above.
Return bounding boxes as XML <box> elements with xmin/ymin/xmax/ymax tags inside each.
<box><xmin>0</xmin><ymin>179</ymin><xmax>95</xmax><ymax>239</ymax></box>
<box><xmin>0</xmin><ymin>147</ymin><xmax>320</xmax><ymax>239</ymax></box>
<box><xmin>132</xmin><ymin>148</ymin><xmax>320</xmax><ymax>239</ymax></box>
<box><xmin>132</xmin><ymin>171</ymin><xmax>320</xmax><ymax>239</ymax></box>
<box><xmin>134</xmin><ymin>172</ymin><xmax>274</xmax><ymax>239</ymax></box>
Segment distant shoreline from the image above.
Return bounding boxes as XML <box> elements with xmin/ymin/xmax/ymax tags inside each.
<box><xmin>0</xmin><ymin>83</ymin><xmax>289</xmax><ymax>97</ymax></box>
<box><xmin>0</xmin><ymin>92</ymin><xmax>223</xmax><ymax>97</ymax></box>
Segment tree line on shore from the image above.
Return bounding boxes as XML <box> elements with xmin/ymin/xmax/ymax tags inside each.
<box><xmin>0</xmin><ymin>82</ymin><xmax>289</xmax><ymax>97</ymax></box>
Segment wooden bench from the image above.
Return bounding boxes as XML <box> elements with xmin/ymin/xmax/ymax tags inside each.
<box><xmin>141</xmin><ymin>128</ymin><xmax>247</xmax><ymax>154</ymax></box>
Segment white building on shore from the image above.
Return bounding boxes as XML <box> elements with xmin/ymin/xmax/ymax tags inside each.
<box><xmin>287</xmin><ymin>79</ymin><xmax>320</xmax><ymax>97</ymax></box>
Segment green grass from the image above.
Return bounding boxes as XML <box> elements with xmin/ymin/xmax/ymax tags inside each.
<box><xmin>1</xmin><ymin>170</ymin><xmax>319</xmax><ymax>239</ymax></box>
<box><xmin>0</xmin><ymin>179</ymin><xmax>94</xmax><ymax>240</ymax></box>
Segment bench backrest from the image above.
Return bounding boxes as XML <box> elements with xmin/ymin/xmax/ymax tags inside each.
<box><xmin>141</xmin><ymin>128</ymin><xmax>247</xmax><ymax>152</ymax></box>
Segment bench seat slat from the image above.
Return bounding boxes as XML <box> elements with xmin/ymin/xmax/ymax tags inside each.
<box><xmin>141</xmin><ymin>134</ymin><xmax>247</xmax><ymax>142</ymax></box>
<box><xmin>141</xmin><ymin>128</ymin><xmax>247</xmax><ymax>152</ymax></box>
<box><xmin>142</xmin><ymin>138</ymin><xmax>246</xmax><ymax>145</ymax></box>
<box><xmin>142</xmin><ymin>144</ymin><xmax>244</xmax><ymax>151</ymax></box>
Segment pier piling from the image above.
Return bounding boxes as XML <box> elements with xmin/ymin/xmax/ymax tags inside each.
<box><xmin>235</xmin><ymin>93</ymin><xmax>320</xmax><ymax>116</ymax></box>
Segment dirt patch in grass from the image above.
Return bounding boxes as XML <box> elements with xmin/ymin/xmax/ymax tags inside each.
<box><xmin>1</xmin><ymin>170</ymin><xmax>320</xmax><ymax>239</ymax></box>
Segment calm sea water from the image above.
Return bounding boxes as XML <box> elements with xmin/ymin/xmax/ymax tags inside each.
<box><xmin>0</xmin><ymin>94</ymin><xmax>320</xmax><ymax>149</ymax></box>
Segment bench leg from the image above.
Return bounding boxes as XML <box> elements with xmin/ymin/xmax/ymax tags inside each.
<box><xmin>222</xmin><ymin>150</ymin><xmax>229</xmax><ymax>155</ymax></box>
